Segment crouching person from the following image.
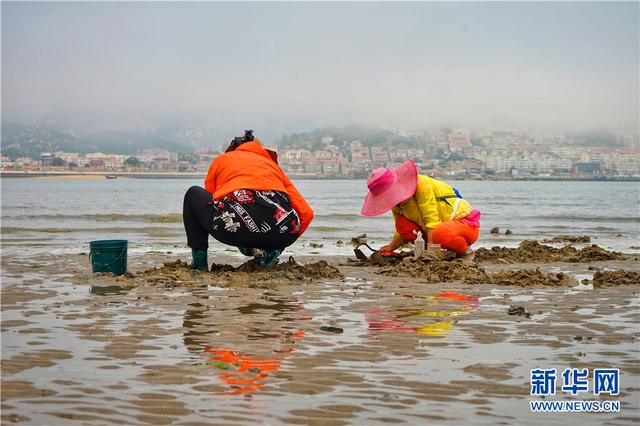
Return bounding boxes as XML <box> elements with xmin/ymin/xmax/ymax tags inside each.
<box><xmin>360</xmin><ymin>160</ymin><xmax>480</xmax><ymax>259</ymax></box>
<box><xmin>183</xmin><ymin>130</ymin><xmax>313</xmax><ymax>270</ymax></box>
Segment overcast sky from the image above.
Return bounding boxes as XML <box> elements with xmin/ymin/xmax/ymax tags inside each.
<box><xmin>2</xmin><ymin>2</ymin><xmax>638</xmax><ymax>138</ymax></box>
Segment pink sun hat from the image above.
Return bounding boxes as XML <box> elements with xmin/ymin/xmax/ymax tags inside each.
<box><xmin>360</xmin><ymin>160</ymin><xmax>418</xmax><ymax>217</ymax></box>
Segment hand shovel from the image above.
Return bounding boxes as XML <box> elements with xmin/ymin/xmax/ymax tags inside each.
<box><xmin>354</xmin><ymin>242</ymin><xmax>377</xmax><ymax>262</ymax></box>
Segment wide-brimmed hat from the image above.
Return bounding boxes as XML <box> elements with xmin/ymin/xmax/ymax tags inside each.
<box><xmin>360</xmin><ymin>160</ymin><xmax>418</xmax><ymax>217</ymax></box>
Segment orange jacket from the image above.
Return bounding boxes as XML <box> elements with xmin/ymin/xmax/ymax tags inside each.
<box><xmin>204</xmin><ymin>141</ymin><xmax>314</xmax><ymax>235</ymax></box>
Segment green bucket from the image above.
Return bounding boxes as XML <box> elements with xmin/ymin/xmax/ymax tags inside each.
<box><xmin>90</xmin><ymin>240</ymin><xmax>128</xmax><ymax>275</ymax></box>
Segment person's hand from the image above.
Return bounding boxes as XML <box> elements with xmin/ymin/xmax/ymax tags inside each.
<box><xmin>378</xmin><ymin>244</ymin><xmax>396</xmax><ymax>253</ymax></box>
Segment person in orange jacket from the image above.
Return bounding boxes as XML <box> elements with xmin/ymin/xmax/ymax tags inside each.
<box><xmin>183</xmin><ymin>130</ymin><xmax>314</xmax><ymax>270</ymax></box>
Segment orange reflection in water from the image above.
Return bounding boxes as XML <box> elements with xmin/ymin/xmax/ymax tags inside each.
<box><xmin>433</xmin><ymin>291</ymin><xmax>479</xmax><ymax>302</ymax></box>
<box><xmin>204</xmin><ymin>330</ymin><xmax>305</xmax><ymax>396</ymax></box>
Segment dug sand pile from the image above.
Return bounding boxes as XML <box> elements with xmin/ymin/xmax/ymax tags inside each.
<box><xmin>490</xmin><ymin>268</ymin><xmax>577</xmax><ymax>287</ymax></box>
<box><xmin>585</xmin><ymin>269</ymin><xmax>640</xmax><ymax>287</ymax></box>
<box><xmin>542</xmin><ymin>235</ymin><xmax>591</xmax><ymax>244</ymax></box>
<box><xmin>103</xmin><ymin>257</ymin><xmax>343</xmax><ymax>289</ymax></box>
<box><xmin>378</xmin><ymin>257</ymin><xmax>579</xmax><ymax>287</ymax></box>
<box><xmin>475</xmin><ymin>240</ymin><xmax>621</xmax><ymax>264</ymax></box>
<box><xmin>378</xmin><ymin>258</ymin><xmax>491</xmax><ymax>283</ymax></box>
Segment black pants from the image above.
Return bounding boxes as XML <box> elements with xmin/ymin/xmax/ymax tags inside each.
<box><xmin>183</xmin><ymin>186</ymin><xmax>300</xmax><ymax>251</ymax></box>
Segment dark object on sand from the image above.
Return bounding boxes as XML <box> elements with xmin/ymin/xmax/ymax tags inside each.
<box><xmin>505</xmin><ymin>229</ymin><xmax>513</xmax><ymax>235</ymax></box>
<box><xmin>90</xmin><ymin>285</ymin><xmax>124</xmax><ymax>295</ymax></box>
<box><xmin>490</xmin><ymin>227</ymin><xmax>499</xmax><ymax>234</ymax></box>
<box><xmin>320</xmin><ymin>326</ymin><xmax>344</xmax><ymax>334</ymax></box>
<box><xmin>287</xmin><ymin>256</ymin><xmax>304</xmax><ymax>266</ymax></box>
<box><xmin>508</xmin><ymin>305</ymin><xmax>531</xmax><ymax>318</ymax></box>
<box><xmin>354</xmin><ymin>248</ymin><xmax>369</xmax><ymax>262</ymax></box>
<box><xmin>369</xmin><ymin>251</ymin><xmax>396</xmax><ymax>266</ymax></box>
<box><xmin>354</xmin><ymin>242</ymin><xmax>378</xmax><ymax>262</ymax></box>
<box><xmin>353</xmin><ymin>243</ymin><xmax>409</xmax><ymax>266</ymax></box>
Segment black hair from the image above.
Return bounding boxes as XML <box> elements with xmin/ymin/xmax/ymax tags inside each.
<box><xmin>226</xmin><ymin>129</ymin><xmax>255</xmax><ymax>152</ymax></box>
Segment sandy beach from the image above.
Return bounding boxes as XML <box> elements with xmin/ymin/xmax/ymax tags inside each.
<box><xmin>1</xmin><ymin>240</ymin><xmax>639</xmax><ymax>425</ymax></box>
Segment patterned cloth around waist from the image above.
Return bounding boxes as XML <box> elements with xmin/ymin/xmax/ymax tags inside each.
<box><xmin>213</xmin><ymin>189</ymin><xmax>301</xmax><ymax>235</ymax></box>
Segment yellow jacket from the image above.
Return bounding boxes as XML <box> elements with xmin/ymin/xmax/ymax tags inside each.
<box><xmin>391</xmin><ymin>175</ymin><xmax>473</xmax><ymax>238</ymax></box>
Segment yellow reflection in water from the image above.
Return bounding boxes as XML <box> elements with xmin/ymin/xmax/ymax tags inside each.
<box><xmin>398</xmin><ymin>310</ymin><xmax>464</xmax><ymax>318</ymax></box>
<box><xmin>415</xmin><ymin>321</ymin><xmax>454</xmax><ymax>336</ymax></box>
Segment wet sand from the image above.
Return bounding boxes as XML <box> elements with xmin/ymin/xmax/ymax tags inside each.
<box><xmin>1</xmin><ymin>247</ymin><xmax>639</xmax><ymax>425</ymax></box>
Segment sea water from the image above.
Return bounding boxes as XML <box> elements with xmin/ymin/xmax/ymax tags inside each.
<box><xmin>1</xmin><ymin>178</ymin><xmax>638</xmax><ymax>257</ymax></box>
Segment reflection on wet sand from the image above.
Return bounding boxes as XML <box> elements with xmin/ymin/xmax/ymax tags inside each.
<box><xmin>183</xmin><ymin>293</ymin><xmax>307</xmax><ymax>397</ymax></box>
<box><xmin>1</xmin><ymin>251</ymin><xmax>639</xmax><ymax>425</ymax></box>
<box><xmin>366</xmin><ymin>290</ymin><xmax>479</xmax><ymax>337</ymax></box>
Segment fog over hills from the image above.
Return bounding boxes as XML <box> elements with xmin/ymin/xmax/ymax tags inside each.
<box><xmin>0</xmin><ymin>121</ymin><xmax>194</xmax><ymax>159</ymax></box>
<box><xmin>1</xmin><ymin>119</ymin><xmax>630</xmax><ymax>161</ymax></box>
<box><xmin>2</xmin><ymin>2</ymin><xmax>638</xmax><ymax>142</ymax></box>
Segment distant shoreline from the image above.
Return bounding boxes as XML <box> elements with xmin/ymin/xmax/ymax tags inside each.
<box><xmin>1</xmin><ymin>171</ymin><xmax>638</xmax><ymax>182</ymax></box>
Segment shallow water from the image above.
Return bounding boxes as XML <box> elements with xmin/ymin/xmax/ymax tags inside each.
<box><xmin>1</xmin><ymin>178</ymin><xmax>639</xmax><ymax>258</ymax></box>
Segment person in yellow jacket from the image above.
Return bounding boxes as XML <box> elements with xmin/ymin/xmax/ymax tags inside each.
<box><xmin>360</xmin><ymin>160</ymin><xmax>480</xmax><ymax>258</ymax></box>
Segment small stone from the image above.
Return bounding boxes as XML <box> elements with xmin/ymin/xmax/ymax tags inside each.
<box><xmin>320</xmin><ymin>326</ymin><xmax>344</xmax><ymax>334</ymax></box>
<box><xmin>508</xmin><ymin>305</ymin><xmax>531</xmax><ymax>317</ymax></box>
<box><xmin>505</xmin><ymin>229</ymin><xmax>513</xmax><ymax>235</ymax></box>
<box><xmin>490</xmin><ymin>227</ymin><xmax>499</xmax><ymax>234</ymax></box>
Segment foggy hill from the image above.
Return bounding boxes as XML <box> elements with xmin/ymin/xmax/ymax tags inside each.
<box><xmin>1</xmin><ymin>122</ymin><xmax>189</xmax><ymax>159</ymax></box>
<box><xmin>81</xmin><ymin>131</ymin><xmax>186</xmax><ymax>155</ymax></box>
<box><xmin>278</xmin><ymin>125</ymin><xmax>424</xmax><ymax>150</ymax></box>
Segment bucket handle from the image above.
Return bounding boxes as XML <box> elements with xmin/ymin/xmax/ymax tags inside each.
<box><xmin>90</xmin><ymin>249</ymin><xmax>127</xmax><ymax>270</ymax></box>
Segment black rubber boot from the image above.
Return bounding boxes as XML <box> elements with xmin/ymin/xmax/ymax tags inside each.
<box><xmin>190</xmin><ymin>249</ymin><xmax>208</xmax><ymax>271</ymax></box>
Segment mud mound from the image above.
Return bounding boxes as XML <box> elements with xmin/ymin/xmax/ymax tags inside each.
<box><xmin>379</xmin><ymin>259</ymin><xmax>490</xmax><ymax>283</ymax></box>
<box><xmin>223</xmin><ymin>258</ymin><xmax>343</xmax><ymax>281</ymax></box>
<box><xmin>543</xmin><ymin>235</ymin><xmax>591</xmax><ymax>244</ymax></box>
<box><xmin>475</xmin><ymin>240</ymin><xmax>621</xmax><ymax>264</ymax></box>
<box><xmin>110</xmin><ymin>258</ymin><xmax>343</xmax><ymax>288</ymax></box>
<box><xmin>123</xmin><ymin>260</ymin><xmax>198</xmax><ymax>287</ymax></box>
<box><xmin>587</xmin><ymin>270</ymin><xmax>640</xmax><ymax>287</ymax></box>
<box><xmin>378</xmin><ymin>258</ymin><xmax>579</xmax><ymax>286</ymax></box>
<box><xmin>490</xmin><ymin>268</ymin><xmax>577</xmax><ymax>287</ymax></box>
<box><xmin>575</xmin><ymin>245</ymin><xmax>622</xmax><ymax>262</ymax></box>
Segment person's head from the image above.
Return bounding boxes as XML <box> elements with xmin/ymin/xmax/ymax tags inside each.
<box><xmin>360</xmin><ymin>160</ymin><xmax>418</xmax><ymax>216</ymax></box>
<box><xmin>225</xmin><ymin>130</ymin><xmax>259</xmax><ymax>153</ymax></box>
